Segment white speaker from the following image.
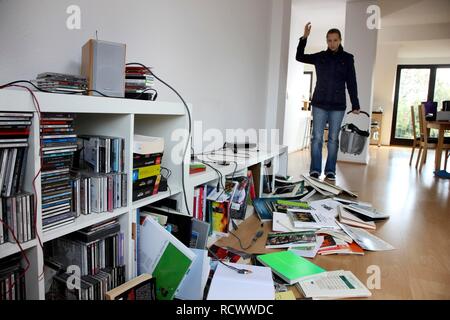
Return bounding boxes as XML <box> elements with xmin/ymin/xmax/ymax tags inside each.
<box><xmin>81</xmin><ymin>39</ymin><xmax>126</xmax><ymax>97</ymax></box>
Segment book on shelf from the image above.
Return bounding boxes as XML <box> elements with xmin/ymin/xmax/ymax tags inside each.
<box><xmin>257</xmin><ymin>251</ymin><xmax>326</xmax><ymax>285</ymax></box>
<box><xmin>229</xmin><ymin>175</ymin><xmax>250</xmax><ymax>220</ymax></box>
<box><xmin>189</xmin><ymin>162</ymin><xmax>206</xmax><ymax>174</ymax></box>
<box><xmin>133</xmin><ymin>135</ymin><xmax>164</xmax><ymax>155</ymax></box>
<box><xmin>296</xmin><ymin>270</ymin><xmax>372</xmax><ymax>299</ymax></box>
<box><xmin>206</xmin><ymin>180</ymin><xmax>238</xmax><ymax>236</ymax></box>
<box><xmin>132</xmin><ymin>135</ymin><xmax>164</xmax><ymax>202</ymax></box>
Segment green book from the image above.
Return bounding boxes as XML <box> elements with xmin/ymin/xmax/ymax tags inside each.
<box><xmin>276</xmin><ymin>200</ymin><xmax>311</xmax><ymax>209</ymax></box>
<box><xmin>257</xmin><ymin>251</ymin><xmax>325</xmax><ymax>284</ymax></box>
<box><xmin>152</xmin><ymin>242</ymin><xmax>193</xmax><ymax>300</ymax></box>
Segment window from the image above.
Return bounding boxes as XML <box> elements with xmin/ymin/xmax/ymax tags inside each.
<box><xmin>390</xmin><ymin>65</ymin><xmax>450</xmax><ymax>145</ymax></box>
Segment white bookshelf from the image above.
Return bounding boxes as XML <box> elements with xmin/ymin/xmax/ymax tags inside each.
<box><xmin>0</xmin><ymin>88</ymin><xmax>288</xmax><ymax>300</ymax></box>
<box><xmin>0</xmin><ymin>89</ymin><xmax>191</xmax><ymax>300</ymax></box>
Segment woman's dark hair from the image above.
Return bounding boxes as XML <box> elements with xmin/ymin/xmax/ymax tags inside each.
<box><xmin>326</xmin><ymin>28</ymin><xmax>342</xmax><ymax>40</ymax></box>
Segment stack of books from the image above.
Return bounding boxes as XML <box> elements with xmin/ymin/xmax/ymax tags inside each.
<box><xmin>189</xmin><ymin>162</ymin><xmax>206</xmax><ymax>174</ymax></box>
<box><xmin>0</xmin><ymin>112</ymin><xmax>35</xmax><ymax>245</ymax></box>
<box><xmin>40</xmin><ymin>113</ymin><xmax>77</xmax><ymax>232</ymax></box>
<box><xmin>72</xmin><ymin>135</ymin><xmax>127</xmax><ymax>215</ymax></box>
<box><xmin>317</xmin><ymin>235</ymin><xmax>364</xmax><ymax>256</ymax></box>
<box><xmin>124</xmin><ymin>66</ymin><xmax>155</xmax><ymax>100</ymax></box>
<box><xmin>132</xmin><ymin>135</ymin><xmax>164</xmax><ymax>201</ymax></box>
<box><xmin>34</xmin><ymin>72</ymin><xmax>87</xmax><ymax>94</ymax></box>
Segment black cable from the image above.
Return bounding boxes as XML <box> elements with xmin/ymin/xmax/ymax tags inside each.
<box><xmin>200</xmin><ymin>160</ymin><xmax>225</xmax><ymax>191</ymax></box>
<box><xmin>228</xmin><ymin>229</ymin><xmax>264</xmax><ymax>251</ymax></box>
<box><xmin>131</xmin><ymin>88</ymin><xmax>158</xmax><ymax>101</ymax></box>
<box><xmin>230</xmin><ymin>160</ymin><xmax>238</xmax><ymax>180</ymax></box>
<box><xmin>126</xmin><ymin>62</ymin><xmax>192</xmax><ymax>217</ymax></box>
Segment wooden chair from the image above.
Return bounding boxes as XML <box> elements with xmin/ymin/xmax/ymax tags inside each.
<box><xmin>409</xmin><ymin>105</ymin><xmax>421</xmax><ymax>166</ymax></box>
<box><xmin>417</xmin><ymin>103</ymin><xmax>450</xmax><ymax>171</ymax></box>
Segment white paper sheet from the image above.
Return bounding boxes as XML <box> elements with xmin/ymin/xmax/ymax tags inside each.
<box><xmin>207</xmin><ymin>263</ymin><xmax>275</xmax><ymax>300</ymax></box>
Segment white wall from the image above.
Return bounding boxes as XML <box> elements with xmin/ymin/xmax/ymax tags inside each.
<box><xmin>0</xmin><ymin>0</ymin><xmax>287</xmax><ymax>154</ymax></box>
<box><xmin>283</xmin><ymin>0</ymin><xmax>346</xmax><ymax>153</ymax></box>
<box><xmin>338</xmin><ymin>0</ymin><xmax>378</xmax><ymax>164</ymax></box>
<box><xmin>372</xmin><ymin>43</ymin><xmax>400</xmax><ymax>145</ymax></box>
<box><xmin>265</xmin><ymin>0</ymin><xmax>291</xmax><ymax>137</ymax></box>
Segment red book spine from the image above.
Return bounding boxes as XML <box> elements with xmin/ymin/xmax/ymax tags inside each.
<box><xmin>198</xmin><ymin>186</ymin><xmax>204</xmax><ymax>221</ymax></box>
<box><xmin>193</xmin><ymin>193</ymin><xmax>197</xmax><ymax>219</ymax></box>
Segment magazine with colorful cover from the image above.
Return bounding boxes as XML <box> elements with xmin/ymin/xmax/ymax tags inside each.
<box><xmin>265</xmin><ymin>231</ymin><xmax>316</xmax><ymax>249</ymax></box>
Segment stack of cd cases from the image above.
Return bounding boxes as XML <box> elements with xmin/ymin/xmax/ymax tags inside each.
<box><xmin>40</xmin><ymin>113</ymin><xmax>77</xmax><ymax>231</ymax></box>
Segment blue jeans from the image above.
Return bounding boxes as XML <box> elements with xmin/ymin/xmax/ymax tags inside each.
<box><xmin>310</xmin><ymin>106</ymin><xmax>345</xmax><ymax>176</ymax></box>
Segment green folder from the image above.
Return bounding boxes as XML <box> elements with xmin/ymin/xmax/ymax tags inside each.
<box><xmin>152</xmin><ymin>242</ymin><xmax>193</xmax><ymax>300</ymax></box>
<box><xmin>257</xmin><ymin>251</ymin><xmax>325</xmax><ymax>284</ymax></box>
<box><xmin>276</xmin><ymin>200</ymin><xmax>311</xmax><ymax>209</ymax></box>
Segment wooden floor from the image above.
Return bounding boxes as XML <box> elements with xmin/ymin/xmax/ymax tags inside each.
<box><xmin>288</xmin><ymin>146</ymin><xmax>450</xmax><ymax>299</ymax></box>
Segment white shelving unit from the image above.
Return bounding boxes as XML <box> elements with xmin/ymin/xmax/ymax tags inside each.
<box><xmin>0</xmin><ymin>88</ymin><xmax>288</xmax><ymax>300</ymax></box>
<box><xmin>0</xmin><ymin>89</ymin><xmax>190</xmax><ymax>300</ymax></box>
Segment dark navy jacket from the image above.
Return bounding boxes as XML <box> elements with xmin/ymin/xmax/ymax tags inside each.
<box><xmin>296</xmin><ymin>37</ymin><xmax>360</xmax><ymax>111</ymax></box>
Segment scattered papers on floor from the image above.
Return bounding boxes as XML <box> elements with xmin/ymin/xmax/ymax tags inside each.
<box><xmin>338</xmin><ymin>222</ymin><xmax>395</xmax><ymax>251</ymax></box>
<box><xmin>289</xmin><ymin>236</ymin><xmax>324</xmax><ymax>258</ymax></box>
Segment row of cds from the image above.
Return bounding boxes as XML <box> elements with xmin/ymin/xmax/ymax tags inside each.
<box><xmin>40</xmin><ymin>113</ymin><xmax>77</xmax><ymax>232</ymax></box>
<box><xmin>0</xmin><ymin>112</ymin><xmax>35</xmax><ymax>246</ymax></box>
<box><xmin>70</xmin><ymin>172</ymin><xmax>127</xmax><ymax>216</ymax></box>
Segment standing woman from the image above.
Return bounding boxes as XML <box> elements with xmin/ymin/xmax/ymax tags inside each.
<box><xmin>297</xmin><ymin>22</ymin><xmax>360</xmax><ymax>181</ymax></box>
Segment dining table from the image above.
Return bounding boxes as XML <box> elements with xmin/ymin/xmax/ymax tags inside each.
<box><xmin>426</xmin><ymin>120</ymin><xmax>450</xmax><ymax>172</ymax></box>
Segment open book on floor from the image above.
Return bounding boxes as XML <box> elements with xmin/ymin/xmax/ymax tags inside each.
<box><xmin>303</xmin><ymin>175</ymin><xmax>358</xmax><ymax>198</ymax></box>
<box><xmin>296</xmin><ymin>270</ymin><xmax>372</xmax><ymax>299</ymax></box>
<box><xmin>343</xmin><ymin>203</ymin><xmax>390</xmax><ymax>220</ymax></box>
<box><xmin>338</xmin><ymin>205</ymin><xmax>376</xmax><ymax>230</ymax></box>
